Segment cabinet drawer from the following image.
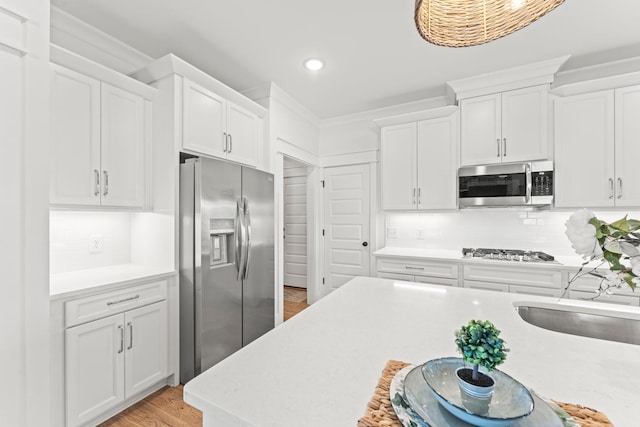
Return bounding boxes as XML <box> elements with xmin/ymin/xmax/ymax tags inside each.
<box><xmin>377</xmin><ymin>258</ymin><xmax>458</xmax><ymax>279</ymax></box>
<box><xmin>463</xmin><ymin>280</ymin><xmax>509</xmax><ymax>293</ymax></box>
<box><xmin>509</xmin><ymin>284</ymin><xmax>561</xmax><ymax>298</ymax></box>
<box><xmin>414</xmin><ymin>276</ymin><xmax>458</xmax><ymax>287</ymax></box>
<box><xmin>566</xmin><ymin>272</ymin><xmax>637</xmax><ymax>296</ymax></box>
<box><xmin>377</xmin><ymin>272</ymin><xmax>413</xmax><ymax>282</ymax></box>
<box><xmin>65</xmin><ymin>280</ymin><xmax>167</xmax><ymax>327</ymax></box>
<box><xmin>568</xmin><ymin>290</ymin><xmax>639</xmax><ymax>307</ymax></box>
<box><xmin>463</xmin><ymin>264</ymin><xmax>561</xmax><ymax>288</ymax></box>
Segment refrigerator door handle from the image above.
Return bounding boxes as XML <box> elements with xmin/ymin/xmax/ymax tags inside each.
<box><xmin>235</xmin><ymin>198</ymin><xmax>243</xmax><ymax>279</ymax></box>
<box><xmin>242</xmin><ymin>197</ymin><xmax>252</xmax><ymax>280</ymax></box>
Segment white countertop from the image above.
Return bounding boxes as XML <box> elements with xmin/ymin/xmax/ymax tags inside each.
<box><xmin>184</xmin><ymin>276</ymin><xmax>640</xmax><ymax>427</ymax></box>
<box><xmin>374</xmin><ymin>246</ymin><xmax>592</xmax><ymax>269</ymax></box>
<box><xmin>50</xmin><ymin>263</ymin><xmax>176</xmax><ymax>299</ymax></box>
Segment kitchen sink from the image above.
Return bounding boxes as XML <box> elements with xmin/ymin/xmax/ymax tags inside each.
<box><xmin>513</xmin><ymin>301</ymin><xmax>640</xmax><ymax>346</ymax></box>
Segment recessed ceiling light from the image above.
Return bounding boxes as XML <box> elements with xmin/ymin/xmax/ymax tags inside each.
<box><xmin>303</xmin><ymin>58</ymin><xmax>325</xmax><ymax>71</ymax></box>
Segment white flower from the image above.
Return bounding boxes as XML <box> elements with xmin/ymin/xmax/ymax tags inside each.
<box><xmin>631</xmin><ymin>256</ymin><xmax>640</xmax><ymax>277</ymax></box>
<box><xmin>605</xmin><ymin>271</ymin><xmax>625</xmax><ymax>288</ymax></box>
<box><xmin>565</xmin><ymin>209</ymin><xmax>603</xmax><ymax>260</ymax></box>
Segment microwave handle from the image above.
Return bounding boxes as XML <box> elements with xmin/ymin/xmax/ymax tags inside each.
<box><xmin>525</xmin><ymin>164</ymin><xmax>532</xmax><ymax>204</ymax></box>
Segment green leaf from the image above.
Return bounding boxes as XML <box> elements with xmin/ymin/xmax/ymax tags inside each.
<box><xmin>610</xmin><ymin>216</ymin><xmax>630</xmax><ymax>233</ymax></box>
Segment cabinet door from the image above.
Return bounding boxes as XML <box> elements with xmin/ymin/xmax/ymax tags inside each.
<box><xmin>65</xmin><ymin>314</ymin><xmax>125</xmax><ymax>427</ymax></box>
<box><xmin>380</xmin><ymin>123</ymin><xmax>417</xmax><ymax>210</ymax></box>
<box><xmin>416</xmin><ymin>114</ymin><xmax>458</xmax><ymax>210</ymax></box>
<box><xmin>50</xmin><ymin>65</ymin><xmax>101</xmax><ymax>206</ymax></box>
<box><xmin>614</xmin><ymin>85</ymin><xmax>640</xmax><ymax>207</ymax></box>
<box><xmin>554</xmin><ymin>91</ymin><xmax>615</xmax><ymax>207</ymax></box>
<box><xmin>226</xmin><ymin>101</ymin><xmax>258</xmax><ymax>167</ymax></box>
<box><xmin>501</xmin><ymin>85</ymin><xmax>548</xmax><ymax>162</ymax></box>
<box><xmin>124</xmin><ymin>301</ymin><xmax>168</xmax><ymax>397</ymax></box>
<box><xmin>183</xmin><ymin>78</ymin><xmax>226</xmax><ymax>157</ymax></box>
<box><xmin>100</xmin><ymin>82</ymin><xmax>146</xmax><ymax>208</ymax></box>
<box><xmin>460</xmin><ymin>93</ymin><xmax>501</xmax><ymax>165</ymax></box>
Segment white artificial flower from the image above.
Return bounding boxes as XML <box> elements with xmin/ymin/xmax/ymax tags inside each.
<box><xmin>565</xmin><ymin>209</ymin><xmax>603</xmax><ymax>260</ymax></box>
<box><xmin>631</xmin><ymin>256</ymin><xmax>640</xmax><ymax>277</ymax></box>
<box><xmin>605</xmin><ymin>271</ymin><xmax>625</xmax><ymax>288</ymax></box>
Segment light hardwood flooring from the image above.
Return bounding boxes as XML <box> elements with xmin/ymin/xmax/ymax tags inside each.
<box><xmin>99</xmin><ymin>287</ymin><xmax>309</xmax><ymax>426</ymax></box>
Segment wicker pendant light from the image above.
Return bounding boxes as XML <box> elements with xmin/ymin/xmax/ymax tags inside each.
<box><xmin>415</xmin><ymin>0</ymin><xmax>565</xmax><ymax>47</ymax></box>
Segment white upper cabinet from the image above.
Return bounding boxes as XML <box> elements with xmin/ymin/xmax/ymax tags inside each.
<box><xmin>614</xmin><ymin>85</ymin><xmax>640</xmax><ymax>207</ymax></box>
<box><xmin>100</xmin><ymin>83</ymin><xmax>146</xmax><ymax>207</ymax></box>
<box><xmin>554</xmin><ymin>86</ymin><xmax>640</xmax><ymax>208</ymax></box>
<box><xmin>50</xmin><ymin>65</ymin><xmax>101</xmax><ymax>206</ymax></box>
<box><xmin>460</xmin><ymin>85</ymin><xmax>549</xmax><ymax>166</ymax></box>
<box><xmin>182</xmin><ymin>78</ymin><xmax>259</xmax><ymax>167</ymax></box>
<box><xmin>380</xmin><ymin>109</ymin><xmax>458</xmax><ymax>210</ymax></box>
<box><xmin>381</xmin><ymin>123</ymin><xmax>416</xmax><ymax>210</ymax></box>
<box><xmin>50</xmin><ymin>62</ymin><xmax>151</xmax><ymax>208</ymax></box>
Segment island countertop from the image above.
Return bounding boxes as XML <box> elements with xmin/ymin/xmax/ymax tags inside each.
<box><xmin>184</xmin><ymin>276</ymin><xmax>640</xmax><ymax>427</ymax></box>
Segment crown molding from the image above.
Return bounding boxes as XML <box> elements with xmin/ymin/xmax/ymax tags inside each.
<box><xmin>50</xmin><ymin>6</ymin><xmax>153</xmax><ymax>75</ymax></box>
<box><xmin>551</xmin><ymin>55</ymin><xmax>640</xmax><ymax>97</ymax></box>
<box><xmin>447</xmin><ymin>55</ymin><xmax>570</xmax><ymax>100</ymax></box>
<box><xmin>372</xmin><ymin>105</ymin><xmax>459</xmax><ymax>128</ymax></box>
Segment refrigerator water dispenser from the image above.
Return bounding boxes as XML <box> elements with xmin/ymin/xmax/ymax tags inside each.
<box><xmin>209</xmin><ymin>218</ymin><xmax>234</xmax><ymax>267</ymax></box>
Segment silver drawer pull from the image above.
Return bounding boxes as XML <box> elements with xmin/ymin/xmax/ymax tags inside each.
<box><xmin>107</xmin><ymin>294</ymin><xmax>140</xmax><ymax>306</ymax></box>
<box><xmin>405</xmin><ymin>266</ymin><xmax>425</xmax><ymax>271</ymax></box>
<box><xmin>118</xmin><ymin>325</ymin><xmax>124</xmax><ymax>354</ymax></box>
<box><xmin>127</xmin><ymin>321</ymin><xmax>133</xmax><ymax>350</ymax></box>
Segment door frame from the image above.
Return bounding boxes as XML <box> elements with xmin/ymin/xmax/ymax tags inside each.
<box><xmin>276</xmin><ymin>152</ymin><xmax>320</xmax><ymax>325</ymax></box>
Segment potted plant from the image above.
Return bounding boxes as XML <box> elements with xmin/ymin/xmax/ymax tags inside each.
<box><xmin>454</xmin><ymin>319</ymin><xmax>508</xmax><ymax>399</ymax></box>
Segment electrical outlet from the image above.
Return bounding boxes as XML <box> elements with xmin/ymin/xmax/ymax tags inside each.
<box><xmin>89</xmin><ymin>234</ymin><xmax>104</xmax><ymax>254</ymax></box>
<box><xmin>416</xmin><ymin>227</ymin><xmax>425</xmax><ymax>239</ymax></box>
<box><xmin>387</xmin><ymin>227</ymin><xmax>399</xmax><ymax>239</ymax></box>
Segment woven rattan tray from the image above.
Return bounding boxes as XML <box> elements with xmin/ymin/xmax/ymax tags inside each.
<box><xmin>357</xmin><ymin>360</ymin><xmax>613</xmax><ymax>427</ymax></box>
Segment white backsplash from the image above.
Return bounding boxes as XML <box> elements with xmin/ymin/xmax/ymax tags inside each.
<box><xmin>384</xmin><ymin>209</ymin><xmax>640</xmax><ymax>257</ymax></box>
<box><xmin>50</xmin><ymin>211</ymin><xmax>132</xmax><ymax>274</ymax></box>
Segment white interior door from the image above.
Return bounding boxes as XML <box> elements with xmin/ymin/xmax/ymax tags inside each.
<box><xmin>284</xmin><ymin>170</ymin><xmax>308</xmax><ymax>288</ymax></box>
<box><xmin>323</xmin><ymin>164</ymin><xmax>370</xmax><ymax>291</ymax></box>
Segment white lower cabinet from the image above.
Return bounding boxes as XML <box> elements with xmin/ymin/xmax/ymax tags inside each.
<box><xmin>63</xmin><ymin>283</ymin><xmax>168</xmax><ymax>427</ymax></box>
<box><xmin>566</xmin><ymin>273</ymin><xmax>639</xmax><ymax>306</ymax></box>
<box><xmin>376</xmin><ymin>257</ymin><xmax>459</xmax><ymax>287</ymax></box>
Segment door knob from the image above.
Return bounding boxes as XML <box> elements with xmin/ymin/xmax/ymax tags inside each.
<box><xmin>362</xmin><ymin>242</ymin><xmax>368</xmax><ymax>247</ymax></box>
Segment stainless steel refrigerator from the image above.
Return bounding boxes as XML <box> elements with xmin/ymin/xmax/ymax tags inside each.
<box><xmin>179</xmin><ymin>156</ymin><xmax>274</xmax><ymax>383</ymax></box>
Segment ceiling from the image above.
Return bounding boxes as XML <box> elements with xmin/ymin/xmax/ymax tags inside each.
<box><xmin>51</xmin><ymin>0</ymin><xmax>640</xmax><ymax>119</ymax></box>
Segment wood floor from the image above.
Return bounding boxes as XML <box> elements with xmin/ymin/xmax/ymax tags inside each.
<box><xmin>99</xmin><ymin>287</ymin><xmax>309</xmax><ymax>426</ymax></box>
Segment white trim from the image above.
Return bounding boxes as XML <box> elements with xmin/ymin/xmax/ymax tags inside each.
<box><xmin>277</xmin><ymin>138</ymin><xmax>319</xmax><ymax>167</ymax></box>
<box><xmin>51</xmin><ymin>44</ymin><xmax>157</xmax><ymax>99</ymax></box>
<box><xmin>373</xmin><ymin>105</ymin><xmax>459</xmax><ymax>128</ymax></box>
<box><xmin>447</xmin><ymin>55</ymin><xmax>570</xmax><ymax>100</ymax></box>
<box><xmin>50</xmin><ymin>6</ymin><xmax>153</xmax><ymax>76</ymax></box>
<box><xmin>319</xmin><ymin>150</ymin><xmax>378</xmax><ymax>168</ymax></box>
<box><xmin>131</xmin><ymin>53</ymin><xmax>267</xmax><ymax>118</ymax></box>
<box><xmin>551</xmin><ymin>56</ymin><xmax>640</xmax><ymax>97</ymax></box>
<box><xmin>321</xmin><ymin>96</ymin><xmax>453</xmax><ymax>128</ymax></box>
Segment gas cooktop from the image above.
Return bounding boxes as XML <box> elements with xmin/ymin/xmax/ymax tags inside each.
<box><xmin>462</xmin><ymin>248</ymin><xmax>556</xmax><ymax>263</ymax></box>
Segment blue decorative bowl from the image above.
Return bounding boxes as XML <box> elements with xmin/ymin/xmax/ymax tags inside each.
<box><xmin>421</xmin><ymin>357</ymin><xmax>534</xmax><ymax>426</ymax></box>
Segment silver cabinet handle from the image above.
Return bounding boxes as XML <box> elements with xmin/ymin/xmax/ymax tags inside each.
<box><xmin>94</xmin><ymin>169</ymin><xmax>100</xmax><ymax>196</ymax></box>
<box><xmin>503</xmin><ymin>138</ymin><xmax>507</xmax><ymax>156</ymax></box>
<box><xmin>107</xmin><ymin>294</ymin><xmax>139</xmax><ymax>306</ymax></box>
<box><xmin>405</xmin><ymin>266</ymin><xmax>425</xmax><ymax>271</ymax></box>
<box><xmin>228</xmin><ymin>134</ymin><xmax>232</xmax><ymax>153</ymax></box>
<box><xmin>609</xmin><ymin>178</ymin><xmax>614</xmax><ymax>199</ymax></box>
<box><xmin>127</xmin><ymin>321</ymin><xmax>133</xmax><ymax>350</ymax></box>
<box><xmin>617</xmin><ymin>178</ymin><xmax>623</xmax><ymax>199</ymax></box>
<box><xmin>103</xmin><ymin>171</ymin><xmax>109</xmax><ymax>196</ymax></box>
<box><xmin>118</xmin><ymin>325</ymin><xmax>124</xmax><ymax>354</ymax></box>
<box><xmin>223</xmin><ymin>132</ymin><xmax>228</xmax><ymax>152</ymax></box>
<box><xmin>525</xmin><ymin>163</ymin><xmax>531</xmax><ymax>204</ymax></box>
<box><xmin>412</xmin><ymin>188</ymin><xmax>416</xmax><ymax>205</ymax></box>
<box><xmin>418</xmin><ymin>188</ymin><xmax>421</xmax><ymax>205</ymax></box>
<box><xmin>496</xmin><ymin>139</ymin><xmax>500</xmax><ymax>157</ymax></box>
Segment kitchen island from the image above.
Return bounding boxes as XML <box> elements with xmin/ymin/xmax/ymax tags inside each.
<box><xmin>184</xmin><ymin>276</ymin><xmax>640</xmax><ymax>426</ymax></box>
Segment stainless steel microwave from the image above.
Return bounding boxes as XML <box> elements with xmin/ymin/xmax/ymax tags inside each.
<box><xmin>458</xmin><ymin>161</ymin><xmax>553</xmax><ymax>208</ymax></box>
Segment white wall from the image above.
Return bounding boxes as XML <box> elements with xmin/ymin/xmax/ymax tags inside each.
<box><xmin>0</xmin><ymin>0</ymin><xmax>50</xmax><ymax>425</ymax></box>
<box><xmin>384</xmin><ymin>209</ymin><xmax>640</xmax><ymax>257</ymax></box>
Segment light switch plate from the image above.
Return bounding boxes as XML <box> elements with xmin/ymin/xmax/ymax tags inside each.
<box><xmin>89</xmin><ymin>234</ymin><xmax>103</xmax><ymax>253</ymax></box>
<box><xmin>416</xmin><ymin>227</ymin><xmax>425</xmax><ymax>239</ymax></box>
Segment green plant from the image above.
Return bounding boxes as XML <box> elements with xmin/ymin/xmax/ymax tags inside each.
<box><xmin>454</xmin><ymin>320</ymin><xmax>508</xmax><ymax>381</ymax></box>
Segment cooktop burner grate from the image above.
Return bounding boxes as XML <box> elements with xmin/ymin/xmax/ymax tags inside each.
<box><xmin>462</xmin><ymin>248</ymin><xmax>555</xmax><ymax>262</ymax></box>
